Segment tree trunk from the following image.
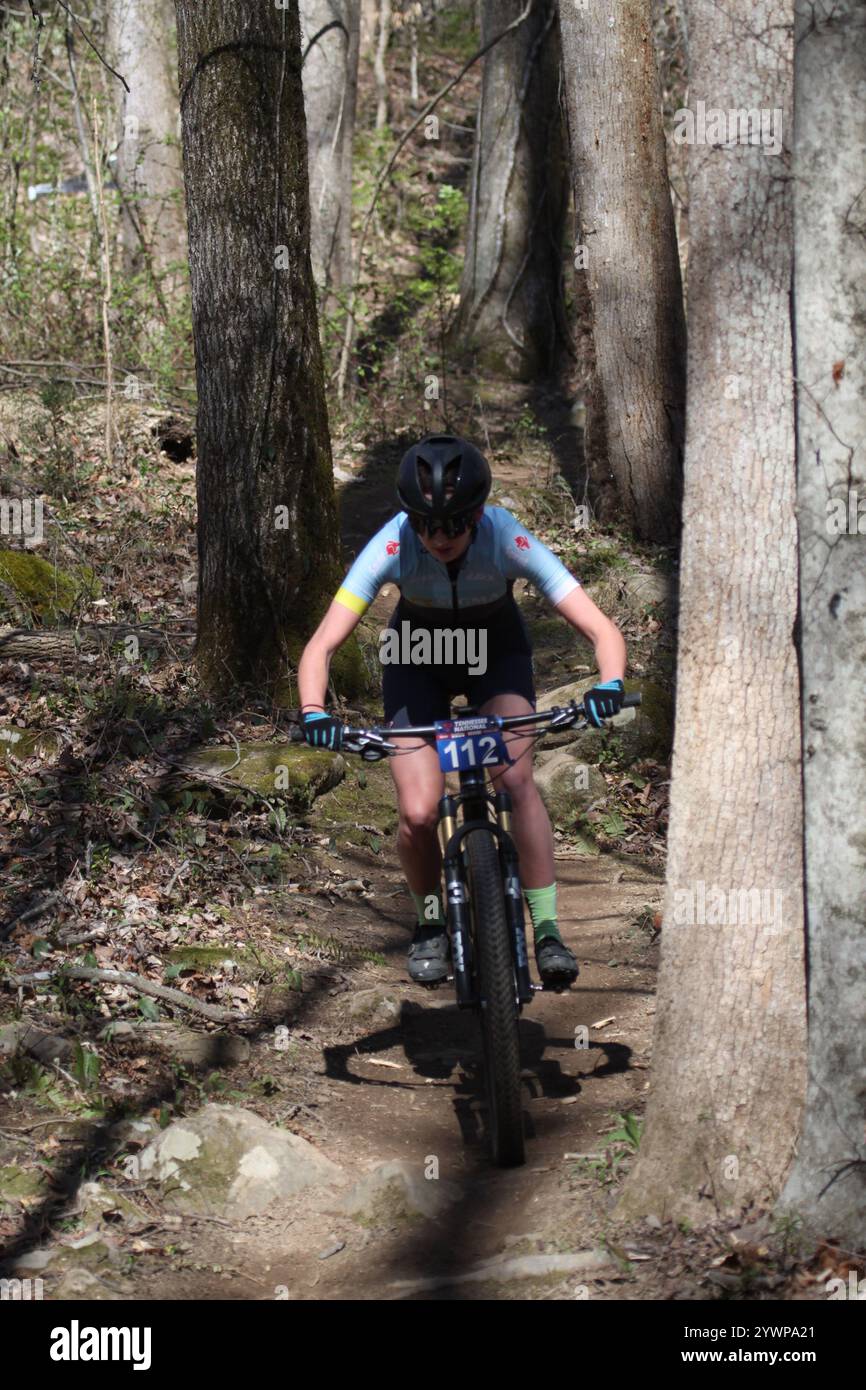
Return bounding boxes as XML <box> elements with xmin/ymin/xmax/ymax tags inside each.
<box><xmin>779</xmin><ymin>0</ymin><xmax>866</xmax><ymax>1246</ymax></box>
<box><xmin>174</xmin><ymin>0</ymin><xmax>341</xmax><ymax>694</ymax></box>
<box><xmin>558</xmin><ymin>0</ymin><xmax>685</xmax><ymax>545</ymax></box>
<box><xmin>618</xmin><ymin>0</ymin><xmax>806</xmax><ymax>1224</ymax></box>
<box><xmin>449</xmin><ymin>0</ymin><xmax>568</xmax><ymax>381</ymax></box>
<box><xmin>108</xmin><ymin>0</ymin><xmax>186</xmax><ymax>290</ymax></box>
<box><xmin>300</xmin><ymin>0</ymin><xmax>360</xmax><ymax>306</ymax></box>
<box><xmin>374</xmin><ymin>0</ymin><xmax>392</xmax><ymax>129</ymax></box>
<box><xmin>360</xmin><ymin>0</ymin><xmax>378</xmax><ymax>58</ymax></box>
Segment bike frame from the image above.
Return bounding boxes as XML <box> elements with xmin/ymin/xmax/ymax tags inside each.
<box><xmin>297</xmin><ymin>694</ymin><xmax>641</xmax><ymax>1009</ymax></box>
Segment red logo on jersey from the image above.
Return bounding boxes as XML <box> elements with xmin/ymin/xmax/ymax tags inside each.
<box><xmin>386</xmin><ymin>541</ymin><xmax>399</xmax><ymax>555</ymax></box>
<box><xmin>515</xmin><ymin>535</ymin><xmax>530</xmax><ymax>550</ymax></box>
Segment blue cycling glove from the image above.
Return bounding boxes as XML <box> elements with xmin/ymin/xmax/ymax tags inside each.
<box><xmin>301</xmin><ymin>711</ymin><xmax>344</xmax><ymax>750</ymax></box>
<box><xmin>583</xmin><ymin>679</ymin><xmax>625</xmax><ymax>729</ymax></box>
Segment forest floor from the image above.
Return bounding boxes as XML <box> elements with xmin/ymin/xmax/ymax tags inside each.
<box><xmin>0</xmin><ymin>384</ymin><xmax>844</xmax><ymax>1303</ymax></box>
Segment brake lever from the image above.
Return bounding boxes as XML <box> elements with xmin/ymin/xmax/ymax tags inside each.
<box><xmin>549</xmin><ymin>702</ymin><xmax>584</xmax><ymax>730</ymax></box>
<box><xmin>342</xmin><ymin>730</ymin><xmax>398</xmax><ymax>760</ymax></box>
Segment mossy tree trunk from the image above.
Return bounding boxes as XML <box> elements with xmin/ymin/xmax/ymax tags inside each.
<box><xmin>559</xmin><ymin>0</ymin><xmax>686</xmax><ymax>545</ymax></box>
<box><xmin>618</xmin><ymin>0</ymin><xmax>806</xmax><ymax>1225</ymax></box>
<box><xmin>449</xmin><ymin>0</ymin><xmax>569</xmax><ymax>381</ymax></box>
<box><xmin>175</xmin><ymin>0</ymin><xmax>341</xmax><ymax>694</ymax></box>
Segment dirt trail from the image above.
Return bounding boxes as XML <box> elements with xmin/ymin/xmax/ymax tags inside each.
<box><xmin>262</xmin><ymin>855</ymin><xmax>662</xmax><ymax>1300</ymax></box>
<box><xmin>101</xmin><ymin>845</ymin><xmax>661</xmax><ymax>1303</ymax></box>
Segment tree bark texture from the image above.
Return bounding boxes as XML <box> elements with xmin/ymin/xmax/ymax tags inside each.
<box><xmin>779</xmin><ymin>0</ymin><xmax>866</xmax><ymax>1246</ymax></box>
<box><xmin>559</xmin><ymin>0</ymin><xmax>686</xmax><ymax>545</ymax></box>
<box><xmin>175</xmin><ymin>0</ymin><xmax>340</xmax><ymax>693</ymax></box>
<box><xmin>450</xmin><ymin>0</ymin><xmax>569</xmax><ymax>381</ymax></box>
<box><xmin>109</xmin><ymin>0</ymin><xmax>186</xmax><ymax>288</ymax></box>
<box><xmin>619</xmin><ymin>0</ymin><xmax>806</xmax><ymax>1223</ymax></box>
<box><xmin>300</xmin><ymin>0</ymin><xmax>360</xmax><ymax>306</ymax></box>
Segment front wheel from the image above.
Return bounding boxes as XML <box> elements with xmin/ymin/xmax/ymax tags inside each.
<box><xmin>465</xmin><ymin>828</ymin><xmax>524</xmax><ymax>1167</ymax></box>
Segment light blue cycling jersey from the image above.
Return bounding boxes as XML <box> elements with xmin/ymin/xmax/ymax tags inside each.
<box><xmin>334</xmin><ymin>506</ymin><xmax>579</xmax><ymax>616</ymax></box>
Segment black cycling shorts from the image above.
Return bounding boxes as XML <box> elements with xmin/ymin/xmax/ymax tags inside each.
<box><xmin>381</xmin><ymin>598</ymin><xmax>536</xmax><ymax>729</ymax></box>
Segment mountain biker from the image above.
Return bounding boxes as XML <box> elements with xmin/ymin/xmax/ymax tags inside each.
<box><xmin>297</xmin><ymin>434</ymin><xmax>627</xmax><ymax>988</ymax></box>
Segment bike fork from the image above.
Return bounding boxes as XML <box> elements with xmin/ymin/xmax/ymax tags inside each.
<box><xmin>439</xmin><ymin>794</ymin><xmax>475</xmax><ymax>1008</ymax></box>
<box><xmin>494</xmin><ymin>791</ymin><xmax>534</xmax><ymax>1007</ymax></box>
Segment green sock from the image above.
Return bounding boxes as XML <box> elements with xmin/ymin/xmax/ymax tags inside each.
<box><xmin>410</xmin><ymin>888</ymin><xmax>445</xmax><ymax>927</ymax></box>
<box><xmin>524</xmin><ymin>883</ymin><xmax>561</xmax><ymax>945</ymax></box>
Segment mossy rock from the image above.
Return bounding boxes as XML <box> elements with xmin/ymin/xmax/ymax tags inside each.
<box><xmin>311</xmin><ymin>759</ymin><xmax>399</xmax><ymax>844</ymax></box>
<box><xmin>0</xmin><ymin>549</ymin><xmax>96</xmax><ymax>624</ymax></box>
<box><xmin>174</xmin><ymin>743</ymin><xmax>345</xmax><ymax>810</ymax></box>
<box><xmin>537</xmin><ymin>676</ymin><xmax>673</xmax><ymax>764</ymax></box>
<box><xmin>0</xmin><ymin>1165</ymin><xmax>48</xmax><ymax>1202</ymax></box>
<box><xmin>533</xmin><ymin>747</ymin><xmax>606</xmax><ymax>849</ymax></box>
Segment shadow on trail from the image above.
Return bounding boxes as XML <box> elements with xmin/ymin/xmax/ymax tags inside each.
<box><xmin>321</xmin><ymin>1000</ymin><xmax>632</xmax><ymax>1299</ymax></box>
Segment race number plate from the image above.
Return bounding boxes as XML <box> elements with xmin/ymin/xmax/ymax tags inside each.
<box><xmin>434</xmin><ymin>715</ymin><xmax>513</xmax><ymax>772</ymax></box>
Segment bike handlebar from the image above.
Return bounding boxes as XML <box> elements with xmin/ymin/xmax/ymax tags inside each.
<box><xmin>291</xmin><ymin>692</ymin><xmax>641</xmax><ymax>760</ymax></box>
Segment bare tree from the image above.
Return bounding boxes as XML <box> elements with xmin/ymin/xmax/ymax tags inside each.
<box><xmin>300</xmin><ymin>0</ymin><xmax>360</xmax><ymax>307</ymax></box>
<box><xmin>619</xmin><ymin>0</ymin><xmax>806</xmax><ymax>1223</ymax></box>
<box><xmin>374</xmin><ymin>0</ymin><xmax>392</xmax><ymax>128</ymax></box>
<box><xmin>449</xmin><ymin>0</ymin><xmax>568</xmax><ymax>380</ymax></box>
<box><xmin>779</xmin><ymin>0</ymin><xmax>866</xmax><ymax>1247</ymax></box>
<box><xmin>108</xmin><ymin>0</ymin><xmax>186</xmax><ymax>290</ymax></box>
<box><xmin>175</xmin><ymin>0</ymin><xmax>341</xmax><ymax>692</ymax></box>
<box><xmin>559</xmin><ymin>0</ymin><xmax>686</xmax><ymax>545</ymax></box>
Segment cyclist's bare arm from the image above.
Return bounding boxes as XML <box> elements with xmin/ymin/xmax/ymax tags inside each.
<box><xmin>554</xmin><ymin>585</ymin><xmax>626</xmax><ymax>683</ymax></box>
<box><xmin>297</xmin><ymin>600</ymin><xmax>361</xmax><ymax>711</ymax></box>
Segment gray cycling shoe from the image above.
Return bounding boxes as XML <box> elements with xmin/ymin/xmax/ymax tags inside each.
<box><xmin>535</xmin><ymin>935</ymin><xmax>579</xmax><ymax>989</ymax></box>
<box><xmin>408</xmin><ymin>923</ymin><xmax>450</xmax><ymax>985</ymax></box>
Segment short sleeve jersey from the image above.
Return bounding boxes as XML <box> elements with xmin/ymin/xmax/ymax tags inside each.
<box><xmin>333</xmin><ymin>507</ymin><xmax>580</xmax><ymax>616</ymax></box>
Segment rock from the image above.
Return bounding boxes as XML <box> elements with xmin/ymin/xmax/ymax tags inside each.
<box><xmin>389</xmin><ymin>1248</ymin><xmax>613</xmax><ymax>1295</ymax></box>
<box><xmin>51</xmin><ymin>1268</ymin><xmax>124</xmax><ymax>1300</ymax></box>
<box><xmin>0</xmin><ymin>549</ymin><xmax>96</xmax><ymax>624</ymax></box>
<box><xmin>0</xmin><ymin>1165</ymin><xmax>48</xmax><ymax>1202</ymax></box>
<box><xmin>348</xmin><ymin>988</ymin><xmax>401</xmax><ymax>1026</ymax></box>
<box><xmin>71</xmin><ymin>1182</ymin><xmax>140</xmax><ymax>1226</ymax></box>
<box><xmin>533</xmin><ymin>747</ymin><xmax>608</xmax><ymax>836</ymax></box>
<box><xmin>0</xmin><ymin>1020</ymin><xmax>74</xmax><ymax>1062</ymax></box>
<box><xmin>341</xmin><ymin>1159</ymin><xmax>461</xmax><ymax>1225</ymax></box>
<box><xmin>172</xmin><ymin>744</ymin><xmax>345</xmax><ymax>810</ymax></box>
<box><xmin>537</xmin><ymin>676</ymin><xmax>673</xmax><ymax>763</ymax></box>
<box><xmin>137</xmin><ymin>1104</ymin><xmax>341</xmax><ymax>1218</ymax></box>
<box><xmin>10</xmin><ymin>1248</ymin><xmax>54</xmax><ymax>1273</ymax></box>
<box><xmin>105</xmin><ymin>1116</ymin><xmax>160</xmax><ymax>1156</ymax></box>
<box><xmin>621</xmin><ymin>569</ymin><xmax>674</xmax><ymax>612</ymax></box>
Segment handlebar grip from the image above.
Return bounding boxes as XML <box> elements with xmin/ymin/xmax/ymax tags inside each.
<box><xmin>622</xmin><ymin>693</ymin><xmax>642</xmax><ymax>709</ymax></box>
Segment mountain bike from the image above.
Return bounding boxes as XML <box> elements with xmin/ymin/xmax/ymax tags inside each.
<box><xmin>294</xmin><ymin>691</ymin><xmax>641</xmax><ymax>1167</ymax></box>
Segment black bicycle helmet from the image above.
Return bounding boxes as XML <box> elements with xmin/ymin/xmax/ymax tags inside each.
<box><xmin>396</xmin><ymin>434</ymin><xmax>491</xmax><ymax>521</ymax></box>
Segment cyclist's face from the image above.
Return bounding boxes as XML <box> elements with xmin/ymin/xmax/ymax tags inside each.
<box><xmin>416</xmin><ymin>492</ymin><xmax>482</xmax><ymax>562</ymax></box>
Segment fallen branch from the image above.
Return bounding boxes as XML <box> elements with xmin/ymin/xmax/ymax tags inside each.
<box><xmin>9</xmin><ymin>966</ymin><xmax>243</xmax><ymax>1025</ymax></box>
<box><xmin>0</xmin><ymin>624</ymin><xmax>193</xmax><ymax>664</ymax></box>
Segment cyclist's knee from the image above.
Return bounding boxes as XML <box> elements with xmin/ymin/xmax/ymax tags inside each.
<box><xmin>496</xmin><ymin>760</ymin><xmax>535</xmax><ymax>798</ymax></box>
<box><xmin>398</xmin><ymin>801</ymin><xmax>439</xmax><ymax>838</ymax></box>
